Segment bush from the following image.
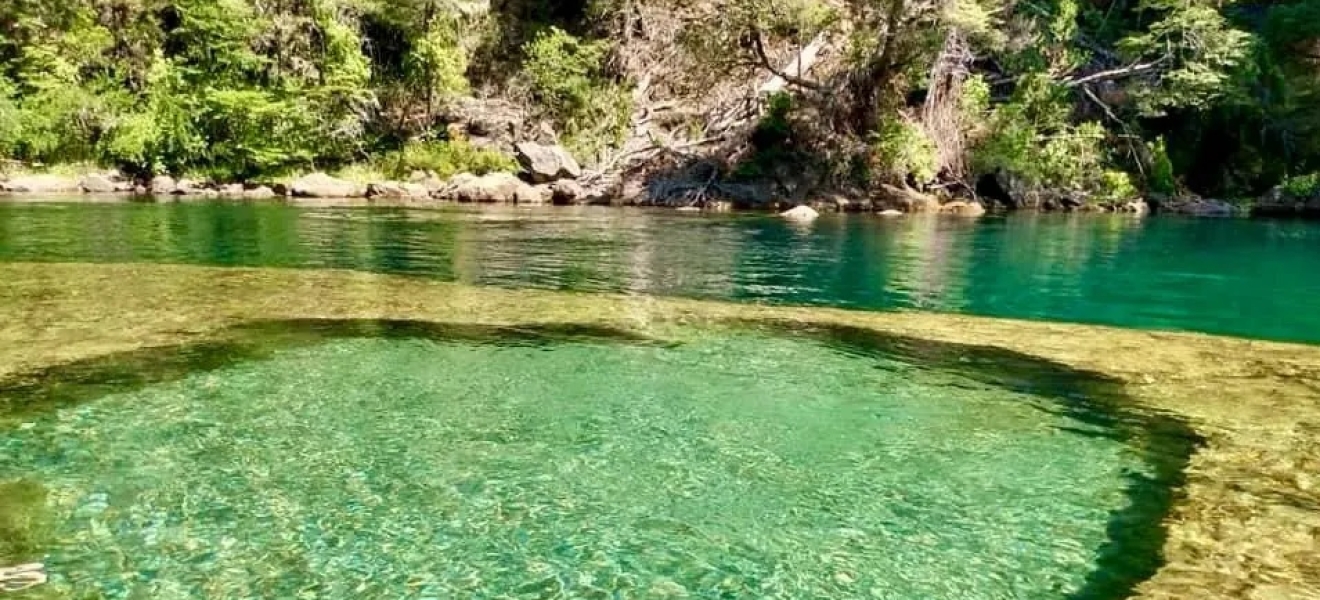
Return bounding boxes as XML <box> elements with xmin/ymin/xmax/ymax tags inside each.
<box><xmin>383</xmin><ymin>139</ymin><xmax>517</xmax><ymax>179</ymax></box>
<box><xmin>1147</xmin><ymin>137</ymin><xmax>1177</xmax><ymax>195</ymax></box>
<box><xmin>869</xmin><ymin>117</ymin><xmax>940</xmax><ymax>187</ymax></box>
<box><xmin>1282</xmin><ymin>172</ymin><xmax>1320</xmax><ymax>198</ymax></box>
<box><xmin>521</xmin><ymin>27</ymin><xmax>632</xmax><ymax>162</ymax></box>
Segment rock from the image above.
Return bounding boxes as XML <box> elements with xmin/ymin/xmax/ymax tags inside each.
<box><xmin>218</xmin><ymin>183</ymin><xmax>246</xmax><ymax>198</ymax></box>
<box><xmin>368</xmin><ymin>181</ymin><xmax>431</xmax><ymax>200</ymax></box>
<box><xmin>1163</xmin><ymin>197</ymin><xmax>1236</xmax><ymax>217</ymax></box>
<box><xmin>780</xmin><ymin>205</ymin><xmax>820</xmax><ymax>221</ymax></box>
<box><xmin>513</xmin><ymin>182</ymin><xmax>547</xmax><ymax>205</ymax></box>
<box><xmin>79</xmin><ymin>173</ymin><xmax>119</xmax><ymax>194</ymax></box>
<box><xmin>447</xmin><ymin>172</ymin><xmax>525</xmax><ymax>203</ymax></box>
<box><xmin>548</xmin><ymin>179</ymin><xmax>586</xmax><ymax>205</ymax></box>
<box><xmin>940</xmin><ymin>201</ymin><xmax>987</xmax><ymax>216</ymax></box>
<box><xmin>150</xmin><ymin>175</ymin><xmax>177</xmax><ymax>195</ymax></box>
<box><xmin>243</xmin><ymin>186</ymin><xmax>276</xmax><ymax>200</ymax></box>
<box><xmin>515</xmin><ymin>142</ymin><xmax>582</xmax><ymax>183</ymax></box>
<box><xmin>1121</xmin><ymin>200</ymin><xmax>1149</xmax><ymax>214</ymax></box>
<box><xmin>877</xmin><ymin>184</ymin><xmax>941</xmax><ymax>212</ymax></box>
<box><xmin>133</xmin><ymin>185</ymin><xmax>148</xmax><ymax>195</ymax></box>
<box><xmin>675</xmin><ymin>206</ymin><xmax>702</xmax><ymax>212</ymax></box>
<box><xmin>1</xmin><ymin>174</ymin><xmax>81</xmax><ymax>194</ymax></box>
<box><xmin>291</xmin><ymin>172</ymin><xmax>366</xmax><ymax>198</ymax></box>
<box><xmin>878</xmin><ymin>209</ymin><xmax>904</xmax><ymax>217</ymax></box>
<box><xmin>173</xmin><ymin>178</ymin><xmax>205</xmax><ymax>195</ymax></box>
<box><xmin>408</xmin><ymin>170</ymin><xmax>429</xmax><ymax>183</ymax></box>
<box><xmin>1253</xmin><ymin>185</ymin><xmax>1320</xmax><ymax>217</ymax></box>
<box><xmin>270</xmin><ymin>183</ymin><xmax>291</xmax><ymax>197</ymax></box>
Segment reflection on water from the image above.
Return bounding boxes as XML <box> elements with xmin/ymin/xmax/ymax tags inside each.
<box><xmin>2</xmin><ymin>202</ymin><xmax>1320</xmax><ymax>342</ymax></box>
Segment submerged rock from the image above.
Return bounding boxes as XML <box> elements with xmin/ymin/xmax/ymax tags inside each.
<box><xmin>780</xmin><ymin>205</ymin><xmax>820</xmax><ymax>221</ymax></box>
<box><xmin>878</xmin><ymin>209</ymin><xmax>904</xmax><ymax>217</ymax></box>
<box><xmin>1</xmin><ymin>174</ymin><xmax>81</xmax><ymax>194</ymax></box>
<box><xmin>291</xmin><ymin>173</ymin><xmax>366</xmax><ymax>198</ymax></box>
<box><xmin>516</xmin><ymin>142</ymin><xmax>581</xmax><ymax>183</ymax></box>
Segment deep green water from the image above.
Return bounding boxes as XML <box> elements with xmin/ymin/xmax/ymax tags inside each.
<box><xmin>2</xmin><ymin>201</ymin><xmax>1318</xmax><ymax>343</ymax></box>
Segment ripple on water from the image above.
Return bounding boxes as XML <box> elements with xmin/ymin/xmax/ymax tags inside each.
<box><xmin>0</xmin><ymin>324</ymin><xmax>1170</xmax><ymax>599</ymax></box>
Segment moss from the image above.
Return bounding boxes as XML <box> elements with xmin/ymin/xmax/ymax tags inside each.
<box><xmin>0</xmin><ymin>479</ymin><xmax>51</xmax><ymax>565</ymax></box>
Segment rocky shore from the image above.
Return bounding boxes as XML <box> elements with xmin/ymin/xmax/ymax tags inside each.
<box><xmin>1</xmin><ymin>143</ymin><xmax>1311</xmax><ymax>218</ymax></box>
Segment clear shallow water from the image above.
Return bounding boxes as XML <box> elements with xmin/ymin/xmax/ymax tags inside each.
<box><xmin>1</xmin><ymin>202</ymin><xmax>1318</xmax><ymax>343</ymax></box>
<box><xmin>0</xmin><ymin>322</ymin><xmax>1171</xmax><ymax>599</ymax></box>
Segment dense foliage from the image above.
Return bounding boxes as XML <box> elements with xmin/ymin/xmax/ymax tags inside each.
<box><xmin>0</xmin><ymin>0</ymin><xmax>1317</xmax><ymax>199</ymax></box>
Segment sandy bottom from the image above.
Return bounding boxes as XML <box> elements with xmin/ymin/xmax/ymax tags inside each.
<box><xmin>0</xmin><ymin>263</ymin><xmax>1317</xmax><ymax>599</ymax></box>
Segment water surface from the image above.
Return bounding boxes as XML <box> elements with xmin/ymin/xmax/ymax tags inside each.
<box><xmin>2</xmin><ymin>202</ymin><xmax>1319</xmax><ymax>342</ymax></box>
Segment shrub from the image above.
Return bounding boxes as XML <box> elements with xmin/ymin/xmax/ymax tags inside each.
<box><xmin>383</xmin><ymin>139</ymin><xmax>517</xmax><ymax>179</ymax></box>
<box><xmin>1147</xmin><ymin>137</ymin><xmax>1177</xmax><ymax>195</ymax></box>
<box><xmin>870</xmin><ymin>117</ymin><xmax>940</xmax><ymax>187</ymax></box>
<box><xmin>521</xmin><ymin>27</ymin><xmax>632</xmax><ymax>163</ymax></box>
<box><xmin>1282</xmin><ymin>172</ymin><xmax>1320</xmax><ymax>198</ymax></box>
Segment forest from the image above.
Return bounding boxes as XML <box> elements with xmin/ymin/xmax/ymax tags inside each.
<box><xmin>1</xmin><ymin>0</ymin><xmax>1319</xmax><ymax>208</ymax></box>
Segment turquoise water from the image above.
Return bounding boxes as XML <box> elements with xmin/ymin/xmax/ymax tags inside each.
<box><xmin>0</xmin><ymin>322</ymin><xmax>1181</xmax><ymax>599</ymax></box>
<box><xmin>2</xmin><ymin>202</ymin><xmax>1318</xmax><ymax>343</ymax></box>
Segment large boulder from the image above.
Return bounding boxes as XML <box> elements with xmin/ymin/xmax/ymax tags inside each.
<box><xmin>150</xmin><ymin>175</ymin><xmax>177</xmax><ymax>195</ymax></box>
<box><xmin>876</xmin><ymin>184</ymin><xmax>940</xmax><ymax>213</ymax></box>
<box><xmin>515</xmin><ymin>142</ymin><xmax>581</xmax><ymax>183</ymax></box>
<box><xmin>446</xmin><ymin>172</ymin><xmax>526</xmax><ymax>203</ymax></box>
<box><xmin>291</xmin><ymin>172</ymin><xmax>366</xmax><ymax>198</ymax></box>
<box><xmin>79</xmin><ymin>173</ymin><xmax>122</xmax><ymax>194</ymax></box>
<box><xmin>243</xmin><ymin>186</ymin><xmax>277</xmax><ymax>200</ymax></box>
<box><xmin>1161</xmin><ymin>197</ymin><xmax>1237</xmax><ymax>217</ymax></box>
<box><xmin>1253</xmin><ymin>185</ymin><xmax>1320</xmax><ymax>217</ymax></box>
<box><xmin>1</xmin><ymin>174</ymin><xmax>81</xmax><ymax>194</ymax></box>
<box><xmin>548</xmin><ymin>179</ymin><xmax>586</xmax><ymax>205</ymax></box>
<box><xmin>939</xmin><ymin>201</ymin><xmax>987</xmax><ymax>217</ymax></box>
<box><xmin>780</xmin><ymin>205</ymin><xmax>820</xmax><ymax>221</ymax></box>
<box><xmin>514</xmin><ymin>182</ymin><xmax>549</xmax><ymax>205</ymax></box>
<box><xmin>368</xmin><ymin>181</ymin><xmax>431</xmax><ymax>200</ymax></box>
<box><xmin>218</xmin><ymin>183</ymin><xmax>246</xmax><ymax>198</ymax></box>
<box><xmin>173</xmin><ymin>178</ymin><xmax>206</xmax><ymax>195</ymax></box>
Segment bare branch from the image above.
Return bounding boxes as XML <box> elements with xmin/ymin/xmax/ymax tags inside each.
<box><xmin>749</xmin><ymin>28</ymin><xmax>825</xmax><ymax>92</ymax></box>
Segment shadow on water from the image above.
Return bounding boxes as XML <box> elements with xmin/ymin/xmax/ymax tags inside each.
<box><xmin>0</xmin><ymin>320</ymin><xmax>669</xmax><ymax>424</ymax></box>
<box><xmin>734</xmin><ymin>319</ymin><xmax>1203</xmax><ymax>600</ymax></box>
<box><xmin>0</xmin><ymin>317</ymin><xmax>1200</xmax><ymax>599</ymax></box>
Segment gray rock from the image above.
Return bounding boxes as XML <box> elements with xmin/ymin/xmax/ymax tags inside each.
<box><xmin>515</xmin><ymin>182</ymin><xmax>549</xmax><ymax>205</ymax></box>
<box><xmin>515</xmin><ymin>142</ymin><xmax>582</xmax><ymax>183</ymax></box>
<box><xmin>780</xmin><ymin>205</ymin><xmax>820</xmax><ymax>221</ymax></box>
<box><xmin>243</xmin><ymin>186</ymin><xmax>276</xmax><ymax>200</ymax></box>
<box><xmin>150</xmin><ymin>175</ymin><xmax>177</xmax><ymax>195</ymax></box>
<box><xmin>173</xmin><ymin>178</ymin><xmax>205</xmax><ymax>195</ymax></box>
<box><xmin>291</xmin><ymin>172</ymin><xmax>366</xmax><ymax>198</ymax></box>
<box><xmin>79</xmin><ymin>173</ymin><xmax>119</xmax><ymax>194</ymax></box>
<box><xmin>218</xmin><ymin>183</ymin><xmax>246</xmax><ymax>198</ymax></box>
<box><xmin>368</xmin><ymin>181</ymin><xmax>431</xmax><ymax>200</ymax></box>
<box><xmin>445</xmin><ymin>172</ymin><xmax>526</xmax><ymax>203</ymax></box>
<box><xmin>1</xmin><ymin>174</ymin><xmax>82</xmax><ymax>194</ymax></box>
<box><xmin>548</xmin><ymin>179</ymin><xmax>586</xmax><ymax>204</ymax></box>
<box><xmin>878</xmin><ymin>209</ymin><xmax>904</xmax><ymax>217</ymax></box>
<box><xmin>939</xmin><ymin>201</ymin><xmax>987</xmax><ymax>217</ymax></box>
<box><xmin>877</xmin><ymin>184</ymin><xmax>941</xmax><ymax>213</ymax></box>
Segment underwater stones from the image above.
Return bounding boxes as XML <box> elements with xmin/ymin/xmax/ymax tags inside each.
<box><xmin>780</xmin><ymin>205</ymin><xmax>820</xmax><ymax>221</ymax></box>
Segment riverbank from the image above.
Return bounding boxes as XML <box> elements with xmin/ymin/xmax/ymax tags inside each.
<box><xmin>0</xmin><ymin>262</ymin><xmax>1316</xmax><ymax>599</ymax></box>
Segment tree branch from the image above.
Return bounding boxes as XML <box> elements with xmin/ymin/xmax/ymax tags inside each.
<box><xmin>749</xmin><ymin>27</ymin><xmax>825</xmax><ymax>92</ymax></box>
<box><xmin>1064</xmin><ymin>61</ymin><xmax>1164</xmax><ymax>87</ymax></box>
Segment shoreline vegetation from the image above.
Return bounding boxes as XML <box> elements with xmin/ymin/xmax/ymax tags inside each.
<box><xmin>2</xmin><ymin>1</ymin><xmax>1320</xmax><ymax>219</ymax></box>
